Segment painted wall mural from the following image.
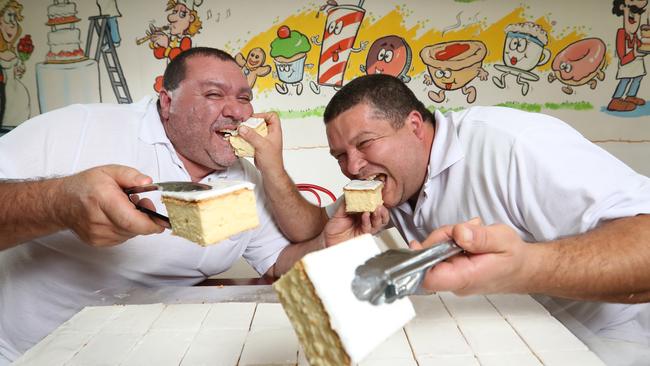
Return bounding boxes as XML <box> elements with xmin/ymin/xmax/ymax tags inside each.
<box><xmin>0</xmin><ymin>0</ymin><xmax>32</xmax><ymax>133</ymax></box>
<box><xmin>3</xmin><ymin>0</ymin><xmax>650</xmax><ymax>133</ymax></box>
<box><xmin>142</xmin><ymin>0</ymin><xmax>203</xmax><ymax>92</ymax></box>
<box><xmin>230</xmin><ymin>2</ymin><xmax>634</xmax><ymax>112</ymax></box>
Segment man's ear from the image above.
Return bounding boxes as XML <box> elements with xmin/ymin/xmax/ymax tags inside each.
<box><xmin>158</xmin><ymin>89</ymin><xmax>172</xmax><ymax>121</ymax></box>
<box><xmin>406</xmin><ymin>110</ymin><xmax>427</xmax><ymax>139</ymax></box>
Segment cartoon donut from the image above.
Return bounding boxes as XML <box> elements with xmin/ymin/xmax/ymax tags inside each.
<box><xmin>361</xmin><ymin>35</ymin><xmax>412</xmax><ymax>83</ymax></box>
<box><xmin>548</xmin><ymin>38</ymin><xmax>607</xmax><ymax>94</ymax></box>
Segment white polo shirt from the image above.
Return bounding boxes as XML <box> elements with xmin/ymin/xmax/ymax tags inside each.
<box><xmin>0</xmin><ymin>97</ymin><xmax>289</xmax><ymax>361</ymax></box>
<box><xmin>390</xmin><ymin>106</ymin><xmax>650</xmax><ymax>345</ymax></box>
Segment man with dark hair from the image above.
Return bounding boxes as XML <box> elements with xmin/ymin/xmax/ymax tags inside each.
<box><xmin>325</xmin><ymin>74</ymin><xmax>650</xmax><ymax>364</ymax></box>
<box><xmin>0</xmin><ymin>46</ymin><xmax>334</xmax><ymax>364</ymax></box>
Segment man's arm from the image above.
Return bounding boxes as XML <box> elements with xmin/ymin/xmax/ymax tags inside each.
<box><xmin>266</xmin><ymin>233</ymin><xmax>326</xmax><ymax>277</ymax></box>
<box><xmin>0</xmin><ymin>165</ymin><xmax>165</xmax><ymax>250</ymax></box>
<box><xmin>413</xmin><ymin>214</ymin><xmax>650</xmax><ymax>303</ymax></box>
<box><xmin>265</xmin><ymin>201</ymin><xmax>391</xmax><ymax>277</ymax></box>
<box><xmin>238</xmin><ymin>112</ymin><xmax>329</xmax><ymax>242</ymax></box>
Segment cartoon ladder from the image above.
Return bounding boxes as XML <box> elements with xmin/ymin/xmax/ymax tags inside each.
<box><xmin>85</xmin><ymin>15</ymin><xmax>132</xmax><ymax>104</ymax></box>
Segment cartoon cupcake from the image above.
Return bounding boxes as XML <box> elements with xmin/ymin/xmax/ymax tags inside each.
<box><xmin>270</xmin><ymin>25</ymin><xmax>311</xmax><ymax>95</ymax></box>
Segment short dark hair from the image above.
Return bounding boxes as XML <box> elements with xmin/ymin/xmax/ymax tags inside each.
<box><xmin>162</xmin><ymin>47</ymin><xmax>237</xmax><ymax>91</ymax></box>
<box><xmin>323</xmin><ymin>74</ymin><xmax>434</xmax><ymax>128</ymax></box>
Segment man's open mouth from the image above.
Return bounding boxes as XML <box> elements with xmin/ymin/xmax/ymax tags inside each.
<box><xmin>366</xmin><ymin>174</ymin><xmax>387</xmax><ymax>183</ymax></box>
<box><xmin>217</xmin><ymin>128</ymin><xmax>238</xmax><ymax>140</ymax></box>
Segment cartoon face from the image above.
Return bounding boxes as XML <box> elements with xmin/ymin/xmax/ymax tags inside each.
<box><xmin>622</xmin><ymin>0</ymin><xmax>648</xmax><ymax>34</ymax></box>
<box><xmin>503</xmin><ymin>34</ymin><xmax>547</xmax><ymax>71</ymax></box>
<box><xmin>325</xmin><ymin>18</ymin><xmax>344</xmax><ymax>37</ymax></box>
<box><xmin>167</xmin><ymin>4</ymin><xmax>194</xmax><ymax>35</ymax></box>
<box><xmin>429</xmin><ymin>67</ymin><xmax>464</xmax><ymax>90</ymax></box>
<box><xmin>0</xmin><ymin>7</ymin><xmax>19</xmax><ymax>43</ymax></box>
<box><xmin>274</xmin><ymin>58</ymin><xmax>307</xmax><ymax>84</ymax></box>
<box><xmin>365</xmin><ymin>36</ymin><xmax>411</xmax><ymax>77</ymax></box>
<box><xmin>316</xmin><ymin>5</ymin><xmax>365</xmax><ymax>86</ymax></box>
<box><xmin>246</xmin><ymin>48</ymin><xmax>266</xmax><ymax>68</ymax></box>
<box><xmin>420</xmin><ymin>41</ymin><xmax>487</xmax><ymax>91</ymax></box>
<box><xmin>551</xmin><ymin>38</ymin><xmax>606</xmax><ymax>86</ymax></box>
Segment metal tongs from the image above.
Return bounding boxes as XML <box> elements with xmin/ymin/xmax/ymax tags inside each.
<box><xmin>123</xmin><ymin>181</ymin><xmax>211</xmax><ymax>225</ymax></box>
<box><xmin>352</xmin><ymin>241</ymin><xmax>463</xmax><ymax>305</ymax></box>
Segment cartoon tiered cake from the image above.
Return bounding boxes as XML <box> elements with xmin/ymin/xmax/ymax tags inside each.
<box><xmin>45</xmin><ymin>0</ymin><xmax>87</xmax><ymax>63</ymax></box>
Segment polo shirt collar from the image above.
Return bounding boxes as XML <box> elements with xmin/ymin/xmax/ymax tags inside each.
<box><xmin>393</xmin><ymin>109</ymin><xmax>465</xmax><ymax>216</ymax></box>
<box><xmin>138</xmin><ymin>96</ymin><xmax>171</xmax><ymax>146</ymax></box>
<box><xmin>426</xmin><ymin>109</ymin><xmax>464</xmax><ymax>181</ymax></box>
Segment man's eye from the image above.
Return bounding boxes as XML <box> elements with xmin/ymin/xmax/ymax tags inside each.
<box><xmin>358</xmin><ymin>139</ymin><xmax>372</xmax><ymax>149</ymax></box>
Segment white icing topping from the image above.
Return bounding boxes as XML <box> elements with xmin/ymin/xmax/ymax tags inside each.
<box><xmin>161</xmin><ymin>180</ymin><xmax>254</xmax><ymax>201</ymax></box>
<box><xmin>301</xmin><ymin>234</ymin><xmax>415</xmax><ymax>363</ymax></box>
<box><xmin>242</xmin><ymin>117</ymin><xmax>265</xmax><ymax>129</ymax></box>
<box><xmin>344</xmin><ymin>180</ymin><xmax>383</xmax><ymax>190</ymax></box>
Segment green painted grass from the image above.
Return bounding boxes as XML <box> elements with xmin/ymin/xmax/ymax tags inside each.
<box><xmin>544</xmin><ymin>101</ymin><xmax>593</xmax><ymax>111</ymax></box>
<box><xmin>274</xmin><ymin>106</ymin><xmax>326</xmax><ymax>119</ymax></box>
<box><xmin>495</xmin><ymin>102</ymin><xmax>542</xmax><ymax>113</ymax></box>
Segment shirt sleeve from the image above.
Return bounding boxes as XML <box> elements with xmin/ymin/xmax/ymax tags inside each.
<box><xmin>0</xmin><ymin>105</ymin><xmax>90</xmax><ymax>179</ymax></box>
<box><xmin>506</xmin><ymin>114</ymin><xmax>650</xmax><ymax>241</ymax></box>
<box><xmin>238</xmin><ymin>160</ymin><xmax>290</xmax><ymax>275</ymax></box>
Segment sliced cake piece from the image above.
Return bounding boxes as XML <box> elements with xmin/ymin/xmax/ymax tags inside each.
<box><xmin>161</xmin><ymin>180</ymin><xmax>259</xmax><ymax>245</ymax></box>
<box><xmin>227</xmin><ymin>118</ymin><xmax>268</xmax><ymax>157</ymax></box>
<box><xmin>273</xmin><ymin>234</ymin><xmax>415</xmax><ymax>365</ymax></box>
<box><xmin>344</xmin><ymin>180</ymin><xmax>384</xmax><ymax>212</ymax></box>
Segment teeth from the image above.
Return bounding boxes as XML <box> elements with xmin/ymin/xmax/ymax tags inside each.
<box><xmin>367</xmin><ymin>174</ymin><xmax>377</xmax><ymax>180</ymax></box>
<box><xmin>219</xmin><ymin>129</ymin><xmax>238</xmax><ymax>137</ymax></box>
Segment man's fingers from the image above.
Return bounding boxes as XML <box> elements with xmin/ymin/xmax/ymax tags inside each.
<box><xmin>420</xmin><ymin>260</ymin><xmax>469</xmax><ymax>292</ymax></box>
<box><xmin>451</xmin><ymin>223</ymin><xmax>512</xmax><ymax>255</ymax></box>
<box><xmin>102</xmin><ymin>191</ymin><xmax>165</xmax><ymax>236</ymax></box>
<box><xmin>251</xmin><ymin>112</ymin><xmax>280</xmax><ymax>139</ymax></box>
<box><xmin>135</xmin><ymin>198</ymin><xmax>171</xmax><ymax>229</ymax></box>
<box><xmin>420</xmin><ymin>224</ymin><xmax>454</xmax><ymax>248</ymax></box>
<box><xmin>360</xmin><ymin>212</ymin><xmax>372</xmax><ymax>233</ymax></box>
<box><xmin>101</xmin><ymin>165</ymin><xmax>152</xmax><ymax>189</ymax></box>
<box><xmin>237</xmin><ymin>125</ymin><xmax>264</xmax><ymax>146</ymax></box>
<box><xmin>252</xmin><ymin>112</ymin><xmax>280</xmax><ymax>131</ymax></box>
<box><xmin>409</xmin><ymin>240</ymin><xmax>423</xmax><ymax>250</ymax></box>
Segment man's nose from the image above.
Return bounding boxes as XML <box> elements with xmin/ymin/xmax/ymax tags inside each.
<box><xmin>346</xmin><ymin>151</ymin><xmax>367</xmax><ymax>176</ymax></box>
<box><xmin>222</xmin><ymin>99</ymin><xmax>250</xmax><ymax>121</ymax></box>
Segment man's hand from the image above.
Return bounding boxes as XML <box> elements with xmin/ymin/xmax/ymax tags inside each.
<box><xmin>238</xmin><ymin>112</ymin><xmax>284</xmax><ymax>175</ymax></box>
<box><xmin>410</xmin><ymin>218</ymin><xmax>529</xmax><ymax>295</ymax></box>
<box><xmin>323</xmin><ymin>201</ymin><xmax>390</xmax><ymax>247</ymax></box>
<box><xmin>58</xmin><ymin>165</ymin><xmax>166</xmax><ymax>247</ymax></box>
